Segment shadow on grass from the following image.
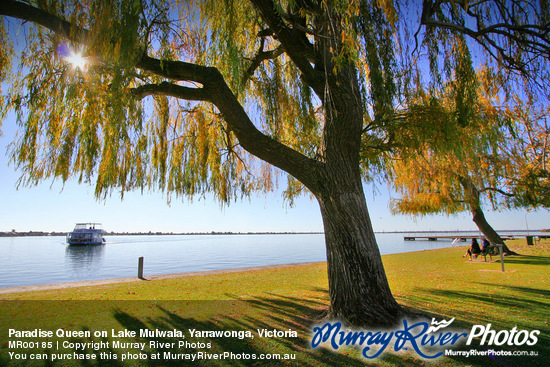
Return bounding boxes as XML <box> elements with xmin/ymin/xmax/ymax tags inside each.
<box><xmin>102</xmin><ymin>296</ymin><xmax>374</xmax><ymax>366</ymax></box>
<box><xmin>499</xmin><ymin>255</ymin><xmax>550</xmax><ymax>266</ymax></box>
<box><xmin>401</xmin><ymin>284</ymin><xmax>549</xmax><ymax>367</ymax></box>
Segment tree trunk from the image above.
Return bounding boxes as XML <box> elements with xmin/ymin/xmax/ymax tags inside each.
<box><xmin>471</xmin><ymin>207</ymin><xmax>518</xmax><ymax>256</ymax></box>
<box><xmin>460</xmin><ymin>176</ymin><xmax>518</xmax><ymax>256</ymax></box>
<box><xmin>316</xmin><ymin>175</ymin><xmax>403</xmax><ymax>326</ymax></box>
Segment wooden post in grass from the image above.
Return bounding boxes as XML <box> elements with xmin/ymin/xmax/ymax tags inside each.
<box><xmin>138</xmin><ymin>257</ymin><xmax>144</xmax><ymax>279</ymax></box>
<box><xmin>497</xmin><ymin>245</ymin><xmax>505</xmax><ymax>272</ymax></box>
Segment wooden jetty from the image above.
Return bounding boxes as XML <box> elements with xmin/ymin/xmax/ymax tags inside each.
<box><xmin>403</xmin><ymin>235</ymin><xmax>516</xmax><ymax>242</ymax></box>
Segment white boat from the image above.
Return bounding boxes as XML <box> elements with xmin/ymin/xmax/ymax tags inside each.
<box><xmin>67</xmin><ymin>223</ymin><xmax>106</xmax><ymax>246</ymax></box>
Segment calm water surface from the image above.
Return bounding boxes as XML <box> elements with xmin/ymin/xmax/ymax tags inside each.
<box><xmin>0</xmin><ymin>233</ymin><xmax>461</xmax><ymax>288</ymax></box>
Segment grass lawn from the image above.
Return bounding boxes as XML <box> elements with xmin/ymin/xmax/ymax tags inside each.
<box><xmin>0</xmin><ymin>239</ymin><xmax>548</xmax><ymax>366</ymax></box>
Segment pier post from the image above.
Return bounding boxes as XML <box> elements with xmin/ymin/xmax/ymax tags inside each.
<box><xmin>138</xmin><ymin>257</ymin><xmax>144</xmax><ymax>279</ymax></box>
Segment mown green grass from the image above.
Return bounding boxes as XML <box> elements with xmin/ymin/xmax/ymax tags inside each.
<box><xmin>1</xmin><ymin>239</ymin><xmax>548</xmax><ymax>366</ymax></box>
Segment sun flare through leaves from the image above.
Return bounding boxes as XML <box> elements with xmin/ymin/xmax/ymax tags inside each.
<box><xmin>58</xmin><ymin>43</ymin><xmax>88</xmax><ymax>71</ymax></box>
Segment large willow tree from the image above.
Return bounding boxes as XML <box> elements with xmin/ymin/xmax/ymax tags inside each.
<box><xmin>389</xmin><ymin>92</ymin><xmax>548</xmax><ymax>254</ymax></box>
<box><xmin>388</xmin><ymin>76</ymin><xmax>520</xmax><ymax>253</ymax></box>
<box><xmin>1</xmin><ymin>1</ymin><xmax>549</xmax><ymax>325</ymax></box>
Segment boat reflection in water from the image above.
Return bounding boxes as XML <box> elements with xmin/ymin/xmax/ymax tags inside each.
<box><xmin>66</xmin><ymin>223</ymin><xmax>106</xmax><ymax>246</ymax></box>
<box><xmin>65</xmin><ymin>243</ymin><xmax>106</xmax><ymax>278</ymax></box>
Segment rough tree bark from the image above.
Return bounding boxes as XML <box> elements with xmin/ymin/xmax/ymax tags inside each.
<box><xmin>318</xmin><ymin>183</ymin><xmax>402</xmax><ymax>325</ymax></box>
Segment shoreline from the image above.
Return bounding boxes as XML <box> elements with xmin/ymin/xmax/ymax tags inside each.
<box><xmin>0</xmin><ymin>244</ymin><xmax>468</xmax><ymax>293</ymax></box>
<box><xmin>0</xmin><ymin>261</ymin><xmax>325</xmax><ymax>295</ymax></box>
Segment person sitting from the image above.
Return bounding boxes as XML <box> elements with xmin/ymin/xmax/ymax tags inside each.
<box><xmin>479</xmin><ymin>238</ymin><xmax>494</xmax><ymax>259</ymax></box>
<box><xmin>463</xmin><ymin>238</ymin><xmax>482</xmax><ymax>260</ymax></box>
<box><xmin>481</xmin><ymin>238</ymin><xmax>491</xmax><ymax>252</ymax></box>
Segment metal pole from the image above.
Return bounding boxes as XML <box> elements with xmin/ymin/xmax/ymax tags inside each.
<box><xmin>138</xmin><ymin>256</ymin><xmax>144</xmax><ymax>279</ymax></box>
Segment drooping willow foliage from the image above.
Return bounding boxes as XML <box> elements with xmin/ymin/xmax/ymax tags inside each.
<box><xmin>0</xmin><ymin>0</ymin><xmax>548</xmax><ymax>208</ymax></box>
<box><xmin>388</xmin><ymin>76</ymin><xmax>513</xmax><ymax>216</ymax></box>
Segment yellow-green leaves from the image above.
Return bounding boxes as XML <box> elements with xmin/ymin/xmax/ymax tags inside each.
<box><xmin>388</xmin><ymin>68</ymin><xmax>517</xmax><ymax>217</ymax></box>
<box><xmin>0</xmin><ymin>18</ymin><xmax>13</xmax><ymax>128</ymax></box>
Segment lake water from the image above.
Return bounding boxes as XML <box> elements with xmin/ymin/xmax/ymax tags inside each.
<box><xmin>0</xmin><ymin>233</ymin><xmax>464</xmax><ymax>288</ymax></box>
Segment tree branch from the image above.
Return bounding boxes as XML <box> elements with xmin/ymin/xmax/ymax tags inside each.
<box><xmin>0</xmin><ymin>0</ymin><xmax>89</xmax><ymax>43</ymax></box>
<box><xmin>249</xmin><ymin>0</ymin><xmax>325</xmax><ymax>99</ymax></box>
<box><xmin>479</xmin><ymin>186</ymin><xmax>515</xmax><ymax>197</ymax></box>
<box><xmin>130</xmin><ymin>82</ymin><xmax>210</xmax><ymax>101</ymax></box>
<box><xmin>242</xmin><ymin>43</ymin><xmax>284</xmax><ymax>85</ymax></box>
<box><xmin>1</xmin><ymin>0</ymin><xmax>325</xmax><ymax>194</ymax></box>
<box><xmin>205</xmin><ymin>69</ymin><xmax>324</xmax><ymax>194</ymax></box>
<box><xmin>420</xmin><ymin>0</ymin><xmax>550</xmax><ymax>76</ymax></box>
<box><xmin>134</xmin><ymin>55</ymin><xmax>218</xmax><ymax>85</ymax></box>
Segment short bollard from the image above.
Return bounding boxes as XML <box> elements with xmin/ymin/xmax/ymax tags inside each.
<box><xmin>138</xmin><ymin>257</ymin><xmax>144</xmax><ymax>279</ymax></box>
